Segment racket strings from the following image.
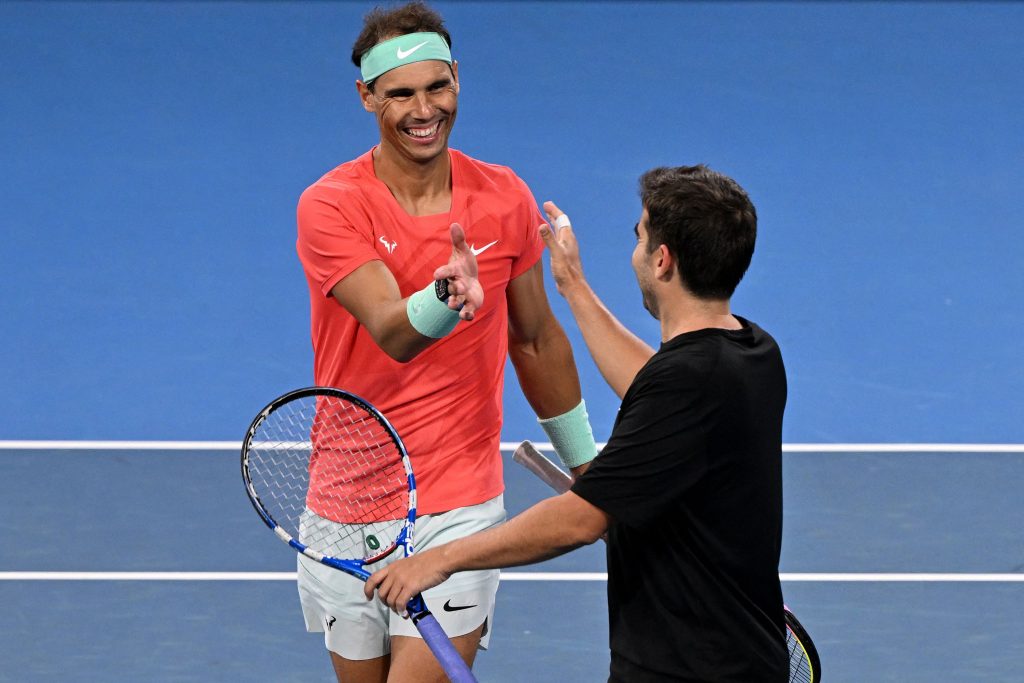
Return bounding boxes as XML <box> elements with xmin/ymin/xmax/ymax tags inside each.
<box><xmin>786</xmin><ymin>628</ymin><xmax>813</xmax><ymax>683</ymax></box>
<box><xmin>246</xmin><ymin>394</ymin><xmax>409</xmax><ymax>560</ymax></box>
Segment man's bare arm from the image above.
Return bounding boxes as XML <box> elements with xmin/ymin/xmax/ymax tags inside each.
<box><xmin>364</xmin><ymin>492</ymin><xmax>609</xmax><ymax>613</ymax></box>
<box><xmin>331</xmin><ymin>223</ymin><xmax>483</xmax><ymax>363</ymax></box>
<box><xmin>540</xmin><ymin>203</ymin><xmax>654</xmax><ymax>400</ymax></box>
<box><xmin>506</xmin><ymin>261</ymin><xmax>592</xmax><ymax>476</ymax></box>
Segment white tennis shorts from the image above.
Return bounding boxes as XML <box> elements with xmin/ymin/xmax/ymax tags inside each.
<box><xmin>297</xmin><ymin>494</ymin><xmax>505</xmax><ymax>660</ymax></box>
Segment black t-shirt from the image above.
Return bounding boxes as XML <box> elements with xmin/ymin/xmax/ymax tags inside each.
<box><xmin>572</xmin><ymin>317</ymin><xmax>788</xmax><ymax>683</ymax></box>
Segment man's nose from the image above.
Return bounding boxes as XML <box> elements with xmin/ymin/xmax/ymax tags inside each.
<box><xmin>412</xmin><ymin>91</ymin><xmax>433</xmax><ymax>118</ymax></box>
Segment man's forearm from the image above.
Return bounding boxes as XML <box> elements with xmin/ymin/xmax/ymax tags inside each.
<box><xmin>508</xmin><ymin>317</ymin><xmax>582</xmax><ymax>419</ymax></box>
<box><xmin>331</xmin><ymin>264</ymin><xmax>451</xmax><ymax>363</ymax></box>
<box><xmin>440</xmin><ymin>494</ymin><xmax>605</xmax><ymax>572</ymax></box>
<box><xmin>561</xmin><ymin>280</ymin><xmax>655</xmax><ymax>400</ymax></box>
<box><xmin>364</xmin><ymin>492</ymin><xmax>609</xmax><ymax>613</ymax></box>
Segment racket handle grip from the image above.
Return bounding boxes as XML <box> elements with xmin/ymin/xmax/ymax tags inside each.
<box><xmin>411</xmin><ymin>610</ymin><xmax>479</xmax><ymax>683</ymax></box>
<box><xmin>513</xmin><ymin>440</ymin><xmax>572</xmax><ymax>494</ymax></box>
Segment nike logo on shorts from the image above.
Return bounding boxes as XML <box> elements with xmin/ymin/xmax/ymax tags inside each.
<box><xmin>397</xmin><ymin>41</ymin><xmax>428</xmax><ymax>59</ymax></box>
<box><xmin>442</xmin><ymin>599</ymin><xmax>477</xmax><ymax>612</ymax></box>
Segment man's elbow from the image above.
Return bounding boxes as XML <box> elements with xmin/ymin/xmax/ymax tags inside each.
<box><xmin>574</xmin><ymin>526</ymin><xmax>605</xmax><ymax>546</ymax></box>
<box><xmin>386</xmin><ymin>346</ymin><xmax>418</xmax><ymax>363</ymax></box>
<box><xmin>370</xmin><ymin>334</ymin><xmax>414</xmax><ymax>363</ymax></box>
<box><xmin>507</xmin><ymin>335</ymin><xmax>543</xmax><ymax>365</ymax></box>
<box><xmin>368</xmin><ymin>326</ymin><xmax>427</xmax><ymax>363</ymax></box>
<box><xmin>568</xmin><ymin>511</ymin><xmax>609</xmax><ymax>546</ymax></box>
<box><xmin>507</xmin><ymin>313</ymin><xmax>564</xmax><ymax>362</ymax></box>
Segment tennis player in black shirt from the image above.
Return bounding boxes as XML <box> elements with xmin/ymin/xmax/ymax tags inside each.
<box><xmin>366</xmin><ymin>165</ymin><xmax>789</xmax><ymax>682</ymax></box>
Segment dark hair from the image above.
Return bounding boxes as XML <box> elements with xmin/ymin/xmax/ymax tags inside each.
<box><xmin>639</xmin><ymin>165</ymin><xmax>757</xmax><ymax>300</ymax></box>
<box><xmin>350</xmin><ymin>1</ymin><xmax>452</xmax><ymax>73</ymax></box>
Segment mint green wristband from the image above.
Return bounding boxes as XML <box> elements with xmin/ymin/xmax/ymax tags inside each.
<box><xmin>538</xmin><ymin>400</ymin><xmax>598</xmax><ymax>469</ymax></box>
<box><xmin>406</xmin><ymin>282</ymin><xmax>460</xmax><ymax>338</ymax></box>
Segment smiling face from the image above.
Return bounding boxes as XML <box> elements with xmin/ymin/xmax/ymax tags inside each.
<box><xmin>359</xmin><ymin>59</ymin><xmax>459</xmax><ymax>165</ymax></box>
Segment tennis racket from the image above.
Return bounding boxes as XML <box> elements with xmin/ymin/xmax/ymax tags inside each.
<box><xmin>241</xmin><ymin>387</ymin><xmax>478</xmax><ymax>683</ymax></box>
<box><xmin>512</xmin><ymin>440</ymin><xmax>821</xmax><ymax>683</ymax></box>
<box><xmin>783</xmin><ymin>604</ymin><xmax>821</xmax><ymax>683</ymax></box>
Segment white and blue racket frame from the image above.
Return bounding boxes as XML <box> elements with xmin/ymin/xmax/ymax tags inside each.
<box><xmin>241</xmin><ymin>387</ymin><xmax>429</xmax><ymax>619</ymax></box>
<box><xmin>241</xmin><ymin>387</ymin><xmax>477</xmax><ymax>683</ymax></box>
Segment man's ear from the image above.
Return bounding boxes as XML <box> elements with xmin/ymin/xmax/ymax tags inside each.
<box><xmin>356</xmin><ymin>80</ymin><xmax>375</xmax><ymax>113</ymax></box>
<box><xmin>655</xmin><ymin>244</ymin><xmax>675</xmax><ymax>281</ymax></box>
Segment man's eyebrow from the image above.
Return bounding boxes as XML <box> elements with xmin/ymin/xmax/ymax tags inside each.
<box><xmin>634</xmin><ymin>222</ymin><xmax>640</xmax><ymax>237</ymax></box>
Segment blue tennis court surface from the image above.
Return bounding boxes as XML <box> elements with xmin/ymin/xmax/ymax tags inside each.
<box><xmin>2</xmin><ymin>1</ymin><xmax>1023</xmax><ymax>681</ymax></box>
<box><xmin>2</xmin><ymin>446</ymin><xmax>1023</xmax><ymax>681</ymax></box>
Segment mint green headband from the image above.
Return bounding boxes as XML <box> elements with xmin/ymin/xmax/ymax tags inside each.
<box><xmin>360</xmin><ymin>32</ymin><xmax>453</xmax><ymax>83</ymax></box>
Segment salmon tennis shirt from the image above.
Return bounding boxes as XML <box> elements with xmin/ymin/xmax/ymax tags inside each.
<box><xmin>296</xmin><ymin>148</ymin><xmax>544</xmax><ymax>515</ymax></box>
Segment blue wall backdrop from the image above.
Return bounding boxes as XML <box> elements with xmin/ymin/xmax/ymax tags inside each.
<box><xmin>2</xmin><ymin>1</ymin><xmax>1022</xmax><ymax>443</ymax></box>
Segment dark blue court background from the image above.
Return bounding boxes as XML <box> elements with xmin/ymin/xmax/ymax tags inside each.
<box><xmin>3</xmin><ymin>5</ymin><xmax>1024</xmax><ymax>682</ymax></box>
<box><xmin>2</xmin><ymin>1</ymin><xmax>1022</xmax><ymax>443</ymax></box>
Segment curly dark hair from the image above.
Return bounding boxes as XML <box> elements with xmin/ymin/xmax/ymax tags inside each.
<box><xmin>639</xmin><ymin>165</ymin><xmax>757</xmax><ymax>300</ymax></box>
<box><xmin>350</xmin><ymin>1</ymin><xmax>452</xmax><ymax>70</ymax></box>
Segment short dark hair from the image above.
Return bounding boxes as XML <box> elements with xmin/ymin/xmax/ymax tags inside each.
<box><xmin>639</xmin><ymin>165</ymin><xmax>757</xmax><ymax>300</ymax></box>
<box><xmin>350</xmin><ymin>1</ymin><xmax>452</xmax><ymax>70</ymax></box>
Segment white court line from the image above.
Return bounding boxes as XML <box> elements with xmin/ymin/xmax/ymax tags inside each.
<box><xmin>0</xmin><ymin>572</ymin><xmax>296</xmax><ymax>581</ymax></box>
<box><xmin>1</xmin><ymin>572</ymin><xmax>1023</xmax><ymax>582</ymax></box>
<box><xmin>782</xmin><ymin>444</ymin><xmax>1024</xmax><ymax>453</ymax></box>
<box><xmin>1</xmin><ymin>440</ymin><xmax>1023</xmax><ymax>453</ymax></box>
<box><xmin>0</xmin><ymin>441</ymin><xmax>242</xmax><ymax>451</ymax></box>
<box><xmin>780</xmin><ymin>573</ymin><xmax>1024</xmax><ymax>582</ymax></box>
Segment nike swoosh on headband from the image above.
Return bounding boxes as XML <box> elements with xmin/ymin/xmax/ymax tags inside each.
<box><xmin>397</xmin><ymin>41</ymin><xmax>429</xmax><ymax>59</ymax></box>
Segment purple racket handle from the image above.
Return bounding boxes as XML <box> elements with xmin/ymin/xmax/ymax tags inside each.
<box><xmin>411</xmin><ymin>610</ymin><xmax>478</xmax><ymax>683</ymax></box>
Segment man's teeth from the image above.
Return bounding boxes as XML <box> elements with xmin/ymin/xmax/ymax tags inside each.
<box><xmin>406</xmin><ymin>123</ymin><xmax>440</xmax><ymax>137</ymax></box>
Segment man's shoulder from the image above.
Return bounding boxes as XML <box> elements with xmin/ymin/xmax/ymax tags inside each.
<box><xmin>648</xmin><ymin>332</ymin><xmax>722</xmax><ymax>370</ymax></box>
<box><xmin>451</xmin><ymin>148</ymin><xmax>527</xmax><ymax>190</ymax></box>
<box><xmin>300</xmin><ymin>151</ymin><xmax>375</xmax><ymax>203</ymax></box>
<box><xmin>732</xmin><ymin>318</ymin><xmax>784</xmax><ymax>365</ymax></box>
<box><xmin>736</xmin><ymin>316</ymin><xmax>774</xmax><ymax>341</ymax></box>
<box><xmin>660</xmin><ymin>319</ymin><xmax>779</xmax><ymax>358</ymax></box>
<box><xmin>634</xmin><ymin>329</ymin><xmax>747</xmax><ymax>391</ymax></box>
<box><xmin>644</xmin><ymin>321</ymin><xmax>784</xmax><ymax>394</ymax></box>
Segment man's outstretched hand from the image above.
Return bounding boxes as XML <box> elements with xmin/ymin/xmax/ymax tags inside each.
<box><xmin>434</xmin><ymin>222</ymin><xmax>484</xmax><ymax>321</ymax></box>
<box><xmin>539</xmin><ymin>201</ymin><xmax>586</xmax><ymax>297</ymax></box>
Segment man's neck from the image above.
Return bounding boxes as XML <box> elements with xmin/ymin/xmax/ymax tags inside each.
<box><xmin>373</xmin><ymin>144</ymin><xmax>452</xmax><ymax>216</ymax></box>
<box><xmin>658</xmin><ymin>292</ymin><xmax>741</xmax><ymax>342</ymax></box>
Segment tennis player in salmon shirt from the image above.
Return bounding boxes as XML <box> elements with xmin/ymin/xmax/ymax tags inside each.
<box><xmin>294</xmin><ymin>3</ymin><xmax>598</xmax><ymax>681</ymax></box>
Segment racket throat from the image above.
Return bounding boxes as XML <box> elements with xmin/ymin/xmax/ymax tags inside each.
<box><xmin>363</xmin><ymin>543</ymin><xmax>401</xmax><ymax>566</ymax></box>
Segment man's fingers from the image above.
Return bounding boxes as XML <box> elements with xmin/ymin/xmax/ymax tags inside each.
<box><xmin>542</xmin><ymin>200</ymin><xmax>573</xmax><ymax>238</ymax></box>
<box><xmin>541</xmin><ymin>220</ymin><xmax>575</xmax><ymax>252</ymax></box>
<box><xmin>376</xmin><ymin>578</ymin><xmax>405</xmax><ymax>615</ymax></box>
<box><xmin>543</xmin><ymin>200</ymin><xmax>563</xmax><ymax>224</ymax></box>
<box><xmin>434</xmin><ymin>264</ymin><xmax>464</xmax><ymax>281</ymax></box>
<box><xmin>539</xmin><ymin>222</ymin><xmax>557</xmax><ymax>247</ymax></box>
<box><xmin>364</xmin><ymin>570</ymin><xmax>384</xmax><ymax>600</ymax></box>
<box><xmin>449</xmin><ymin>222</ymin><xmax>467</xmax><ymax>250</ymax></box>
<box><xmin>383</xmin><ymin>584</ymin><xmax>407</xmax><ymax>616</ymax></box>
